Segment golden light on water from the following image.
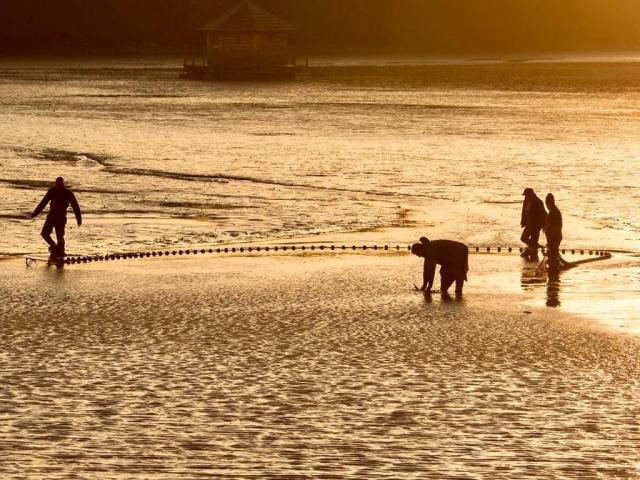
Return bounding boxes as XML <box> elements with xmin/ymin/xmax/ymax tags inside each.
<box><xmin>1</xmin><ymin>2</ymin><xmax>640</xmax><ymax>476</ymax></box>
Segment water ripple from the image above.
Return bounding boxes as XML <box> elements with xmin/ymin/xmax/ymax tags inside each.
<box><xmin>1</xmin><ymin>257</ymin><xmax>639</xmax><ymax>478</ymax></box>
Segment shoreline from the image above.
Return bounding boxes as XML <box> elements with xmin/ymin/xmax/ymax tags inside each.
<box><xmin>2</xmin><ymin>53</ymin><xmax>640</xmax><ymax>67</ymax></box>
<box><xmin>2</xmin><ymin>201</ymin><xmax>637</xmax><ymax>260</ymax></box>
<box><xmin>3</xmin><ymin>232</ymin><xmax>638</xmax><ymax>336</ymax></box>
<box><xmin>2</xmin><ymin>249</ymin><xmax>640</xmax><ymax>478</ymax></box>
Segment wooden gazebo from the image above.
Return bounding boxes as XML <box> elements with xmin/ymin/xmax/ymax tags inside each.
<box><xmin>183</xmin><ymin>0</ymin><xmax>298</xmax><ymax>80</ymax></box>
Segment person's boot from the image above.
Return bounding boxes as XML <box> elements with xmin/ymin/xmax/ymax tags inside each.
<box><xmin>48</xmin><ymin>245</ymin><xmax>57</xmax><ymax>255</ymax></box>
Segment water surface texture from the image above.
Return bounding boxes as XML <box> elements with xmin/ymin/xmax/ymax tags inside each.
<box><xmin>1</xmin><ymin>254</ymin><xmax>640</xmax><ymax>479</ymax></box>
<box><xmin>1</xmin><ymin>58</ymin><xmax>639</xmax><ymax>255</ymax></box>
<box><xmin>1</xmin><ymin>58</ymin><xmax>640</xmax><ymax>479</ymax></box>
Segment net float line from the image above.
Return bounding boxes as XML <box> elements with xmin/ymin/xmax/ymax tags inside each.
<box><xmin>563</xmin><ymin>251</ymin><xmax>613</xmax><ymax>268</ymax></box>
<box><xmin>59</xmin><ymin>244</ymin><xmax>613</xmax><ymax>265</ymax></box>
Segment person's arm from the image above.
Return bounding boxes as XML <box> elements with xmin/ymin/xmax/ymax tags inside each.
<box><xmin>70</xmin><ymin>192</ymin><xmax>82</xmax><ymax>226</ymax></box>
<box><xmin>521</xmin><ymin>201</ymin><xmax>526</xmax><ymax>227</ymax></box>
<box><xmin>31</xmin><ymin>190</ymin><xmax>51</xmax><ymax>218</ymax></box>
<box><xmin>422</xmin><ymin>259</ymin><xmax>436</xmax><ymax>292</ymax></box>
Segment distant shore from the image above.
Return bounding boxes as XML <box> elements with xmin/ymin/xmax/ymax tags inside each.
<box><xmin>3</xmin><ymin>51</ymin><xmax>640</xmax><ymax>67</ymax></box>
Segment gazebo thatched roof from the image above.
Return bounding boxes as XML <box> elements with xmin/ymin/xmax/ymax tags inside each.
<box><xmin>200</xmin><ymin>1</ymin><xmax>296</xmax><ymax>33</ymax></box>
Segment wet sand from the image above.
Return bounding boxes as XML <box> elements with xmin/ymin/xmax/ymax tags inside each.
<box><xmin>1</xmin><ymin>251</ymin><xmax>640</xmax><ymax>479</ymax></box>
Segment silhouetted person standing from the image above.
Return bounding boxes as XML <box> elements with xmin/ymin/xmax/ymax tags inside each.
<box><xmin>544</xmin><ymin>193</ymin><xmax>567</xmax><ymax>272</ymax></box>
<box><xmin>520</xmin><ymin>188</ymin><xmax>547</xmax><ymax>260</ymax></box>
<box><xmin>412</xmin><ymin>237</ymin><xmax>469</xmax><ymax>298</ymax></box>
<box><xmin>31</xmin><ymin>177</ymin><xmax>82</xmax><ymax>256</ymax></box>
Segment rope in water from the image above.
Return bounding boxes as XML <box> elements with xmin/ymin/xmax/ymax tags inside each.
<box><xmin>59</xmin><ymin>245</ymin><xmax>612</xmax><ymax>265</ymax></box>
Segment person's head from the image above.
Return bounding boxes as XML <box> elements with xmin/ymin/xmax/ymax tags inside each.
<box><xmin>411</xmin><ymin>243</ymin><xmax>425</xmax><ymax>258</ymax></box>
<box><xmin>545</xmin><ymin>193</ymin><xmax>555</xmax><ymax>208</ymax></box>
<box><xmin>522</xmin><ymin>187</ymin><xmax>535</xmax><ymax>199</ymax></box>
<box><xmin>419</xmin><ymin>237</ymin><xmax>430</xmax><ymax>245</ymax></box>
<box><xmin>55</xmin><ymin>177</ymin><xmax>65</xmax><ymax>189</ymax></box>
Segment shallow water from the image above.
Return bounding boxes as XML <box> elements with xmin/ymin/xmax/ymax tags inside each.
<box><xmin>1</xmin><ymin>58</ymin><xmax>639</xmax><ymax>256</ymax></box>
<box><xmin>1</xmin><ymin>57</ymin><xmax>639</xmax><ymax>479</ymax></box>
<box><xmin>1</xmin><ymin>254</ymin><xmax>639</xmax><ymax>479</ymax></box>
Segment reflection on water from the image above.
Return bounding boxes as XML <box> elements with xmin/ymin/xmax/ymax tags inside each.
<box><xmin>423</xmin><ymin>291</ymin><xmax>466</xmax><ymax>305</ymax></box>
<box><xmin>1</xmin><ymin>61</ymin><xmax>640</xmax><ymax>255</ymax></box>
<box><xmin>518</xmin><ymin>252</ymin><xmax>640</xmax><ymax>333</ymax></box>
<box><xmin>1</xmin><ymin>254</ymin><xmax>640</xmax><ymax>479</ymax></box>
<box><xmin>546</xmin><ymin>273</ymin><xmax>561</xmax><ymax>308</ymax></box>
<box><xmin>547</xmin><ymin>273</ymin><xmax>561</xmax><ymax>307</ymax></box>
<box><xmin>520</xmin><ymin>259</ymin><xmax>562</xmax><ymax>307</ymax></box>
<box><xmin>520</xmin><ymin>258</ymin><xmax>546</xmax><ymax>287</ymax></box>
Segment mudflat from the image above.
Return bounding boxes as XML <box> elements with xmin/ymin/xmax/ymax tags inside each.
<box><xmin>1</xmin><ymin>252</ymin><xmax>639</xmax><ymax>479</ymax></box>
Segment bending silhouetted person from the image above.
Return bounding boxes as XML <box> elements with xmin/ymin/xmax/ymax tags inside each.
<box><xmin>520</xmin><ymin>188</ymin><xmax>547</xmax><ymax>260</ymax></box>
<box><xmin>31</xmin><ymin>177</ymin><xmax>82</xmax><ymax>256</ymax></box>
<box><xmin>544</xmin><ymin>193</ymin><xmax>568</xmax><ymax>272</ymax></box>
<box><xmin>412</xmin><ymin>237</ymin><xmax>469</xmax><ymax>297</ymax></box>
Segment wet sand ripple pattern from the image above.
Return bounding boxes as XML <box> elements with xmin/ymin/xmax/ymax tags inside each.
<box><xmin>1</xmin><ymin>258</ymin><xmax>640</xmax><ymax>478</ymax></box>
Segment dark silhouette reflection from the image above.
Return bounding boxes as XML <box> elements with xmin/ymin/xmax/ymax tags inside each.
<box><xmin>412</xmin><ymin>237</ymin><xmax>469</xmax><ymax>298</ymax></box>
<box><xmin>520</xmin><ymin>260</ymin><xmax>545</xmax><ymax>288</ymax></box>
<box><xmin>546</xmin><ymin>271</ymin><xmax>561</xmax><ymax>307</ymax></box>
<box><xmin>422</xmin><ymin>289</ymin><xmax>466</xmax><ymax>305</ymax></box>
<box><xmin>49</xmin><ymin>255</ymin><xmax>66</xmax><ymax>271</ymax></box>
<box><xmin>42</xmin><ymin>262</ymin><xmax>67</xmax><ymax>278</ymax></box>
<box><xmin>520</xmin><ymin>260</ymin><xmax>562</xmax><ymax>307</ymax></box>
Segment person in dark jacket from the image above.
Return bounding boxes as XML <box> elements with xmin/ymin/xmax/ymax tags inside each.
<box><xmin>544</xmin><ymin>193</ymin><xmax>568</xmax><ymax>272</ymax></box>
<box><xmin>520</xmin><ymin>188</ymin><xmax>547</xmax><ymax>260</ymax></box>
<box><xmin>412</xmin><ymin>237</ymin><xmax>469</xmax><ymax>298</ymax></box>
<box><xmin>31</xmin><ymin>177</ymin><xmax>82</xmax><ymax>256</ymax></box>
